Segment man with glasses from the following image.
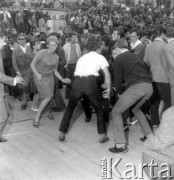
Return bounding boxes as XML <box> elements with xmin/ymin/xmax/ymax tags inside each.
<box><xmin>12</xmin><ymin>33</ymin><xmax>33</xmax><ymax>109</ymax></box>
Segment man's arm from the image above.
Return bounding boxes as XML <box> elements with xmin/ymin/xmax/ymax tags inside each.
<box><xmin>114</xmin><ymin>58</ymin><xmax>123</xmax><ymax>94</ymax></box>
<box><xmin>163</xmin><ymin>46</ymin><xmax>174</xmax><ymax>70</ymax></box>
<box><xmin>101</xmin><ymin>66</ymin><xmax>111</xmax><ymax>99</ymax></box>
<box><xmin>134</xmin><ymin>44</ymin><xmax>145</xmax><ymax>60</ymax></box>
<box><xmin>143</xmin><ymin>45</ymin><xmax>150</xmax><ymax>67</ymax></box>
<box><xmin>12</xmin><ymin>49</ymin><xmax>20</xmax><ymax>76</ymax></box>
<box><xmin>0</xmin><ymin>71</ymin><xmax>14</xmax><ymax>86</ymax></box>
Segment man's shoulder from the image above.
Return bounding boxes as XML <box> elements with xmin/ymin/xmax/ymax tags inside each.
<box><xmin>63</xmin><ymin>43</ymin><xmax>70</xmax><ymax>48</ymax></box>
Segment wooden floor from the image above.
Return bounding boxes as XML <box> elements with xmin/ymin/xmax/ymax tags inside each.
<box><xmin>0</xmin><ymin>95</ymin><xmax>148</xmax><ymax>180</ymax></box>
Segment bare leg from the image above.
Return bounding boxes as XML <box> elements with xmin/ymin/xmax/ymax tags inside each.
<box><xmin>32</xmin><ymin>93</ymin><xmax>40</xmax><ymax>109</ymax></box>
<box><xmin>158</xmin><ymin>100</ymin><xmax>164</xmax><ymax>120</ymax></box>
<box><xmin>34</xmin><ymin>97</ymin><xmax>52</xmax><ymax>123</ymax></box>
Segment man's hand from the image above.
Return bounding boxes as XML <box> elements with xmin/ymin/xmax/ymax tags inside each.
<box><xmin>102</xmin><ymin>88</ymin><xmax>110</xmax><ymax>99</ymax></box>
<box><xmin>64</xmin><ymin>64</ymin><xmax>69</xmax><ymax>71</ymax></box>
<box><xmin>37</xmin><ymin>74</ymin><xmax>42</xmax><ymax>81</ymax></box>
<box><xmin>62</xmin><ymin>78</ymin><xmax>71</xmax><ymax>84</ymax></box>
<box><xmin>15</xmin><ymin>76</ymin><xmax>24</xmax><ymax>84</ymax></box>
<box><xmin>16</xmin><ymin>71</ymin><xmax>22</xmax><ymax>77</ymax></box>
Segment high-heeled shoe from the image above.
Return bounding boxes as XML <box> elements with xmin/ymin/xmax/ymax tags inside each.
<box><xmin>33</xmin><ymin>121</ymin><xmax>39</xmax><ymax>128</ymax></box>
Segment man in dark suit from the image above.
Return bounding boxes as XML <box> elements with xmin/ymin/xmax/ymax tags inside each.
<box><xmin>0</xmin><ymin>33</ymin><xmax>24</xmax><ymax>142</ymax></box>
<box><xmin>12</xmin><ymin>33</ymin><xmax>33</xmax><ymax>109</ymax></box>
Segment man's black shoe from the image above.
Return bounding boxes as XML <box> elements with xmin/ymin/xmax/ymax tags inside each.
<box><xmin>99</xmin><ymin>136</ymin><xmax>109</xmax><ymax>143</ymax></box>
<box><xmin>140</xmin><ymin>136</ymin><xmax>147</xmax><ymax>142</ymax></box>
<box><xmin>109</xmin><ymin>145</ymin><xmax>128</xmax><ymax>153</ymax></box>
<box><xmin>21</xmin><ymin>105</ymin><xmax>27</xmax><ymax>110</ymax></box>
<box><xmin>85</xmin><ymin>118</ymin><xmax>90</xmax><ymax>122</ymax></box>
<box><xmin>0</xmin><ymin>137</ymin><xmax>7</xmax><ymax>143</ymax></box>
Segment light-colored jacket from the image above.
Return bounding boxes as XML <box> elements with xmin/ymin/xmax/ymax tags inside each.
<box><xmin>63</xmin><ymin>42</ymin><xmax>81</xmax><ymax>64</ymax></box>
<box><xmin>163</xmin><ymin>39</ymin><xmax>174</xmax><ymax>85</ymax></box>
<box><xmin>38</xmin><ymin>18</ymin><xmax>46</xmax><ymax>33</ymax></box>
<box><xmin>144</xmin><ymin>38</ymin><xmax>168</xmax><ymax>83</ymax></box>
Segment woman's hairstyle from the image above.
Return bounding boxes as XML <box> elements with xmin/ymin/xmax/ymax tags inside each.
<box><xmin>47</xmin><ymin>36</ymin><xmax>59</xmax><ymax>45</ymax></box>
<box><xmin>30</xmin><ymin>40</ymin><xmax>41</xmax><ymax>50</ymax></box>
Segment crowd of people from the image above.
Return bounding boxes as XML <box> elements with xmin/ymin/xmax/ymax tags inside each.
<box><xmin>0</xmin><ymin>1</ymin><xmax>174</xmax><ymax>158</ymax></box>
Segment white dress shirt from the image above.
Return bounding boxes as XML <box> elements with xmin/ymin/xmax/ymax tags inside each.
<box><xmin>74</xmin><ymin>51</ymin><xmax>109</xmax><ymax>77</ymax></box>
<box><xmin>19</xmin><ymin>45</ymin><xmax>27</xmax><ymax>53</ymax></box>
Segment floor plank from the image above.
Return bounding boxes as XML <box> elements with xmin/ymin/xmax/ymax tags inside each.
<box><xmin>0</xmin><ymin>97</ymin><xmax>148</xmax><ymax>180</ymax></box>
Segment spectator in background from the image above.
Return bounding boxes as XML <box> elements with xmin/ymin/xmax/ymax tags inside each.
<box><xmin>38</xmin><ymin>14</ymin><xmax>46</xmax><ymax>34</ymax></box>
<box><xmin>130</xmin><ymin>28</ymin><xmax>145</xmax><ymax>60</ymax></box>
<box><xmin>144</xmin><ymin>25</ymin><xmax>171</xmax><ymax>127</ymax></box>
<box><xmin>163</xmin><ymin>27</ymin><xmax>174</xmax><ymax>106</ymax></box>
<box><xmin>29</xmin><ymin>39</ymin><xmax>42</xmax><ymax>112</ymax></box>
<box><xmin>12</xmin><ymin>33</ymin><xmax>33</xmax><ymax>110</ymax></box>
<box><xmin>15</xmin><ymin>9</ymin><xmax>25</xmax><ymax>33</ymax></box>
<box><xmin>63</xmin><ymin>32</ymin><xmax>81</xmax><ymax>99</ymax></box>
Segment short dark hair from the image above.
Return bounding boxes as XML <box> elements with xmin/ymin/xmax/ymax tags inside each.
<box><xmin>85</xmin><ymin>40</ymin><xmax>101</xmax><ymax>51</ymax></box>
<box><xmin>154</xmin><ymin>25</ymin><xmax>166</xmax><ymax>37</ymax></box>
<box><xmin>114</xmin><ymin>39</ymin><xmax>128</xmax><ymax>49</ymax></box>
<box><xmin>69</xmin><ymin>31</ymin><xmax>78</xmax><ymax>37</ymax></box>
<box><xmin>166</xmin><ymin>27</ymin><xmax>174</xmax><ymax>38</ymax></box>
<box><xmin>112</xmin><ymin>27</ymin><xmax>124</xmax><ymax>38</ymax></box>
<box><xmin>49</xmin><ymin>32</ymin><xmax>60</xmax><ymax>40</ymax></box>
<box><xmin>129</xmin><ymin>28</ymin><xmax>140</xmax><ymax>36</ymax></box>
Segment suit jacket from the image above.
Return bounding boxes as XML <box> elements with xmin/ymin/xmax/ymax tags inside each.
<box><xmin>0</xmin><ymin>52</ymin><xmax>14</xmax><ymax>98</ymax></box>
<box><xmin>12</xmin><ymin>45</ymin><xmax>33</xmax><ymax>75</ymax></box>
<box><xmin>38</xmin><ymin>18</ymin><xmax>46</xmax><ymax>33</ymax></box>
<box><xmin>63</xmin><ymin>42</ymin><xmax>81</xmax><ymax>64</ymax></box>
<box><xmin>144</xmin><ymin>38</ymin><xmax>168</xmax><ymax>83</ymax></box>
<box><xmin>15</xmin><ymin>13</ymin><xmax>24</xmax><ymax>25</ymax></box>
<box><xmin>56</xmin><ymin>44</ymin><xmax>66</xmax><ymax>67</ymax></box>
<box><xmin>163</xmin><ymin>39</ymin><xmax>174</xmax><ymax>86</ymax></box>
<box><xmin>0</xmin><ymin>13</ymin><xmax>11</xmax><ymax>22</ymax></box>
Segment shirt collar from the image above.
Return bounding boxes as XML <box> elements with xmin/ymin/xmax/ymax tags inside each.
<box><xmin>120</xmin><ymin>49</ymin><xmax>129</xmax><ymax>54</ymax></box>
<box><xmin>130</xmin><ymin>39</ymin><xmax>142</xmax><ymax>50</ymax></box>
<box><xmin>19</xmin><ymin>44</ymin><xmax>27</xmax><ymax>53</ymax></box>
<box><xmin>168</xmin><ymin>38</ymin><xmax>174</xmax><ymax>43</ymax></box>
<box><xmin>154</xmin><ymin>37</ymin><xmax>165</xmax><ymax>43</ymax></box>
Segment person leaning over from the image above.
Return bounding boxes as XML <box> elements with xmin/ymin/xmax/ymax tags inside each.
<box><xmin>59</xmin><ymin>40</ymin><xmax>111</xmax><ymax>143</ymax></box>
<box><xmin>109</xmin><ymin>39</ymin><xmax>153</xmax><ymax>153</ymax></box>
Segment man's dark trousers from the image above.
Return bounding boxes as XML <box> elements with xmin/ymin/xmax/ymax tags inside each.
<box><xmin>59</xmin><ymin>75</ymin><xmax>106</xmax><ymax>134</ymax></box>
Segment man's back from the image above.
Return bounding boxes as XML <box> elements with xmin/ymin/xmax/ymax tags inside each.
<box><xmin>114</xmin><ymin>51</ymin><xmax>151</xmax><ymax>93</ymax></box>
<box><xmin>74</xmin><ymin>51</ymin><xmax>108</xmax><ymax>77</ymax></box>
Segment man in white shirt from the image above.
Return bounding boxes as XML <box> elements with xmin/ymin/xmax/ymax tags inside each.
<box><xmin>59</xmin><ymin>40</ymin><xmax>111</xmax><ymax>143</ymax></box>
